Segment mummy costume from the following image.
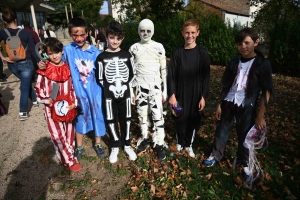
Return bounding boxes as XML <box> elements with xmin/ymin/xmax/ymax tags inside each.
<box><xmin>129</xmin><ymin>19</ymin><xmax>167</xmax><ymax>156</ymax></box>
<box><xmin>35</xmin><ymin>62</ymin><xmax>77</xmax><ymax>167</ymax></box>
<box><xmin>96</xmin><ymin>50</ymin><xmax>135</xmax><ymax>148</ymax></box>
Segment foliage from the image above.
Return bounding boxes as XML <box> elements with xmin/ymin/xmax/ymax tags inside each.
<box><xmin>112</xmin><ymin>0</ymin><xmax>185</xmax><ymax>22</ymax></box>
<box><xmin>121</xmin><ymin>4</ymin><xmax>238</xmax><ymax>65</ymax></box>
<box><xmin>252</xmin><ymin>0</ymin><xmax>300</xmax><ymax>76</ymax></box>
<box><xmin>45</xmin><ymin>0</ymin><xmax>104</xmax><ymax>26</ymax></box>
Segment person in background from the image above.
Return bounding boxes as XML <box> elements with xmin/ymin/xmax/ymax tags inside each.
<box><xmin>0</xmin><ymin>44</ymin><xmax>7</xmax><ymax>82</ymax></box>
<box><xmin>44</xmin><ymin>22</ymin><xmax>56</xmax><ymax>38</ymax></box>
<box><xmin>0</xmin><ymin>8</ymin><xmax>40</xmax><ymax>120</ymax></box>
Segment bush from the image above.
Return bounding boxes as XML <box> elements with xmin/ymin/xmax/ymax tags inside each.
<box><xmin>121</xmin><ymin>13</ymin><xmax>238</xmax><ymax>66</ymax></box>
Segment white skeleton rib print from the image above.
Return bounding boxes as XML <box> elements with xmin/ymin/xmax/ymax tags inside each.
<box><xmin>104</xmin><ymin>57</ymin><xmax>129</xmax><ymax>98</ymax></box>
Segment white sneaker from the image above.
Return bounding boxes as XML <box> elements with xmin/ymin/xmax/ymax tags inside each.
<box><xmin>185</xmin><ymin>147</ymin><xmax>195</xmax><ymax>158</ymax></box>
<box><xmin>176</xmin><ymin>144</ymin><xmax>183</xmax><ymax>152</ymax></box>
<box><xmin>124</xmin><ymin>146</ymin><xmax>137</xmax><ymax>161</ymax></box>
<box><xmin>109</xmin><ymin>147</ymin><xmax>119</xmax><ymax>163</ymax></box>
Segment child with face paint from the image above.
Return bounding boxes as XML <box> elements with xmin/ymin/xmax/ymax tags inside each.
<box><xmin>38</xmin><ymin>18</ymin><xmax>106</xmax><ymax>162</ymax></box>
<box><xmin>129</xmin><ymin>19</ymin><xmax>168</xmax><ymax>160</ymax></box>
<box><xmin>95</xmin><ymin>22</ymin><xmax>137</xmax><ymax>163</ymax></box>
<box><xmin>35</xmin><ymin>37</ymin><xmax>82</xmax><ymax>172</ymax></box>
<box><xmin>168</xmin><ymin>19</ymin><xmax>210</xmax><ymax>158</ymax></box>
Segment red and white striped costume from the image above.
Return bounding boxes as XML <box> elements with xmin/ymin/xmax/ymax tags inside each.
<box><xmin>35</xmin><ymin>62</ymin><xmax>77</xmax><ymax>167</ymax></box>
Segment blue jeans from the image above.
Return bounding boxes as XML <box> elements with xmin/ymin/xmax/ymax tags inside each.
<box><xmin>8</xmin><ymin>60</ymin><xmax>37</xmax><ymax>112</ymax></box>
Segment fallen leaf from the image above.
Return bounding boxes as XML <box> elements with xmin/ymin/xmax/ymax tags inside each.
<box><xmin>261</xmin><ymin>185</ymin><xmax>270</xmax><ymax>191</ymax></box>
<box><xmin>234</xmin><ymin>176</ymin><xmax>243</xmax><ymax>185</ymax></box>
<box><xmin>223</xmin><ymin>172</ymin><xmax>230</xmax><ymax>176</ymax></box>
<box><xmin>176</xmin><ymin>183</ymin><xmax>182</xmax><ymax>188</ymax></box>
<box><xmin>150</xmin><ymin>184</ymin><xmax>155</xmax><ymax>194</ymax></box>
<box><xmin>186</xmin><ymin>169</ymin><xmax>191</xmax><ymax>175</ymax></box>
<box><xmin>131</xmin><ymin>185</ymin><xmax>139</xmax><ymax>192</ymax></box>
<box><xmin>205</xmin><ymin>173</ymin><xmax>212</xmax><ymax>180</ymax></box>
<box><xmin>91</xmin><ymin>189</ymin><xmax>98</xmax><ymax>196</ymax></box>
<box><xmin>153</xmin><ymin>167</ymin><xmax>159</xmax><ymax>173</ymax></box>
<box><xmin>265</xmin><ymin>172</ymin><xmax>273</xmax><ymax>181</ymax></box>
<box><xmin>91</xmin><ymin>180</ymin><xmax>97</xmax><ymax>184</ymax></box>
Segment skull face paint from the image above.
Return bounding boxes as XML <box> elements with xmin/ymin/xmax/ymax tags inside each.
<box><xmin>138</xmin><ymin>19</ymin><xmax>154</xmax><ymax>43</ymax></box>
<box><xmin>70</xmin><ymin>27</ymin><xmax>87</xmax><ymax>47</ymax></box>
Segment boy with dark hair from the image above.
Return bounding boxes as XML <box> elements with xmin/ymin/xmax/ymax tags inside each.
<box><xmin>35</xmin><ymin>37</ymin><xmax>82</xmax><ymax>172</ymax></box>
<box><xmin>203</xmin><ymin>27</ymin><xmax>273</xmax><ymax>180</ymax></box>
<box><xmin>168</xmin><ymin>19</ymin><xmax>210</xmax><ymax>158</ymax></box>
<box><xmin>95</xmin><ymin>21</ymin><xmax>137</xmax><ymax>163</ymax></box>
<box><xmin>38</xmin><ymin>17</ymin><xmax>107</xmax><ymax>161</ymax></box>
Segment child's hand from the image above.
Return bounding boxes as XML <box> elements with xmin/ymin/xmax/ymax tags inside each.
<box><xmin>66</xmin><ymin>103</ymin><xmax>75</xmax><ymax>110</ymax></box>
<box><xmin>169</xmin><ymin>94</ymin><xmax>177</xmax><ymax>107</ymax></box>
<box><xmin>162</xmin><ymin>95</ymin><xmax>166</xmax><ymax>103</ymax></box>
<box><xmin>255</xmin><ymin>116</ymin><xmax>266</xmax><ymax>131</ymax></box>
<box><xmin>48</xmin><ymin>98</ymin><xmax>53</xmax><ymax>104</ymax></box>
<box><xmin>198</xmin><ymin>97</ymin><xmax>205</xmax><ymax>111</ymax></box>
<box><xmin>131</xmin><ymin>96</ymin><xmax>136</xmax><ymax>105</ymax></box>
<box><xmin>38</xmin><ymin>60</ymin><xmax>47</xmax><ymax>70</ymax></box>
<box><xmin>215</xmin><ymin>104</ymin><xmax>222</xmax><ymax>120</ymax></box>
<box><xmin>2</xmin><ymin>57</ymin><xmax>15</xmax><ymax>63</ymax></box>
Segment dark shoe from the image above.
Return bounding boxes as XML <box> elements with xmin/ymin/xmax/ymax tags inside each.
<box><xmin>156</xmin><ymin>145</ymin><xmax>166</xmax><ymax>160</ymax></box>
<box><xmin>137</xmin><ymin>138</ymin><xmax>150</xmax><ymax>153</ymax></box>
<box><xmin>0</xmin><ymin>74</ymin><xmax>7</xmax><ymax>82</ymax></box>
<box><xmin>32</xmin><ymin>101</ymin><xmax>39</xmax><ymax>108</ymax></box>
<box><xmin>94</xmin><ymin>144</ymin><xmax>106</xmax><ymax>157</ymax></box>
<box><xmin>19</xmin><ymin>112</ymin><xmax>29</xmax><ymax>121</ymax></box>
<box><xmin>203</xmin><ymin>154</ymin><xmax>217</xmax><ymax>167</ymax></box>
<box><xmin>75</xmin><ymin>147</ymin><xmax>85</xmax><ymax>161</ymax></box>
<box><xmin>69</xmin><ymin>163</ymin><xmax>82</xmax><ymax>172</ymax></box>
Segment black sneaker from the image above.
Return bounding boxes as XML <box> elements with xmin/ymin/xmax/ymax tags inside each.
<box><xmin>156</xmin><ymin>145</ymin><xmax>166</xmax><ymax>160</ymax></box>
<box><xmin>94</xmin><ymin>144</ymin><xmax>106</xmax><ymax>157</ymax></box>
<box><xmin>137</xmin><ymin>138</ymin><xmax>150</xmax><ymax>153</ymax></box>
<box><xmin>75</xmin><ymin>147</ymin><xmax>85</xmax><ymax>161</ymax></box>
<box><xmin>19</xmin><ymin>112</ymin><xmax>29</xmax><ymax>121</ymax></box>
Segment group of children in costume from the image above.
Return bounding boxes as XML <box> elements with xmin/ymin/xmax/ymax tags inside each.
<box><xmin>35</xmin><ymin>16</ymin><xmax>273</xmax><ymax>182</ymax></box>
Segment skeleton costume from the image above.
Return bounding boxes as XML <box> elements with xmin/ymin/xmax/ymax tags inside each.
<box><xmin>96</xmin><ymin>50</ymin><xmax>135</xmax><ymax>147</ymax></box>
<box><xmin>35</xmin><ymin>62</ymin><xmax>78</xmax><ymax>167</ymax></box>
<box><xmin>129</xmin><ymin>19</ymin><xmax>167</xmax><ymax>147</ymax></box>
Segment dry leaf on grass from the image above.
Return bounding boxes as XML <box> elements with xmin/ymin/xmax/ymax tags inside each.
<box><xmin>150</xmin><ymin>184</ymin><xmax>155</xmax><ymax>194</ymax></box>
<box><xmin>131</xmin><ymin>185</ymin><xmax>139</xmax><ymax>192</ymax></box>
<box><xmin>91</xmin><ymin>189</ymin><xmax>98</xmax><ymax>196</ymax></box>
<box><xmin>205</xmin><ymin>173</ymin><xmax>212</xmax><ymax>180</ymax></box>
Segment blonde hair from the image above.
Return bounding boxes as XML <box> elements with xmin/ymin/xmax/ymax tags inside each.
<box><xmin>182</xmin><ymin>19</ymin><xmax>199</xmax><ymax>31</ymax></box>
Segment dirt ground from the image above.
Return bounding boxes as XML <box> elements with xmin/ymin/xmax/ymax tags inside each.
<box><xmin>0</xmin><ymin>63</ymin><xmax>131</xmax><ymax>199</ymax></box>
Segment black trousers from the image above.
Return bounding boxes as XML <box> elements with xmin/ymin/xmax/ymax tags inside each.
<box><xmin>211</xmin><ymin>101</ymin><xmax>255</xmax><ymax>167</ymax></box>
<box><xmin>105</xmin><ymin>97</ymin><xmax>131</xmax><ymax>148</ymax></box>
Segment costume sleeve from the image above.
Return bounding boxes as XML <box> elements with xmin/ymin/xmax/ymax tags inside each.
<box><xmin>128</xmin><ymin>55</ymin><xmax>136</xmax><ymax>100</ymax></box>
<box><xmin>34</xmin><ymin>74</ymin><xmax>52</xmax><ymax>105</ymax></box>
<box><xmin>201</xmin><ymin>49</ymin><xmax>210</xmax><ymax>100</ymax></box>
<box><xmin>259</xmin><ymin>59</ymin><xmax>274</xmax><ymax>105</ymax></box>
<box><xmin>167</xmin><ymin>51</ymin><xmax>177</xmax><ymax>97</ymax></box>
<box><xmin>95</xmin><ymin>54</ymin><xmax>104</xmax><ymax>85</ymax></box>
<box><xmin>159</xmin><ymin>43</ymin><xmax>167</xmax><ymax>99</ymax></box>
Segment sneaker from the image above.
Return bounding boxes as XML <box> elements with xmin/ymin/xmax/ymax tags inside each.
<box><xmin>94</xmin><ymin>144</ymin><xmax>106</xmax><ymax>158</ymax></box>
<box><xmin>32</xmin><ymin>101</ymin><xmax>39</xmax><ymax>108</ymax></box>
<box><xmin>176</xmin><ymin>144</ymin><xmax>183</xmax><ymax>152</ymax></box>
<box><xmin>156</xmin><ymin>145</ymin><xmax>166</xmax><ymax>160</ymax></box>
<box><xmin>124</xmin><ymin>146</ymin><xmax>137</xmax><ymax>161</ymax></box>
<box><xmin>185</xmin><ymin>147</ymin><xmax>195</xmax><ymax>158</ymax></box>
<box><xmin>69</xmin><ymin>163</ymin><xmax>82</xmax><ymax>172</ymax></box>
<box><xmin>137</xmin><ymin>138</ymin><xmax>150</xmax><ymax>153</ymax></box>
<box><xmin>19</xmin><ymin>112</ymin><xmax>29</xmax><ymax>121</ymax></box>
<box><xmin>75</xmin><ymin>147</ymin><xmax>85</xmax><ymax>161</ymax></box>
<box><xmin>203</xmin><ymin>154</ymin><xmax>217</xmax><ymax>167</ymax></box>
<box><xmin>109</xmin><ymin>147</ymin><xmax>119</xmax><ymax>163</ymax></box>
<box><xmin>242</xmin><ymin>167</ymin><xmax>252</xmax><ymax>181</ymax></box>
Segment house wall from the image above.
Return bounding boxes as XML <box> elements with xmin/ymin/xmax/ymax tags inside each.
<box><xmin>224</xmin><ymin>13</ymin><xmax>249</xmax><ymax>28</ymax></box>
